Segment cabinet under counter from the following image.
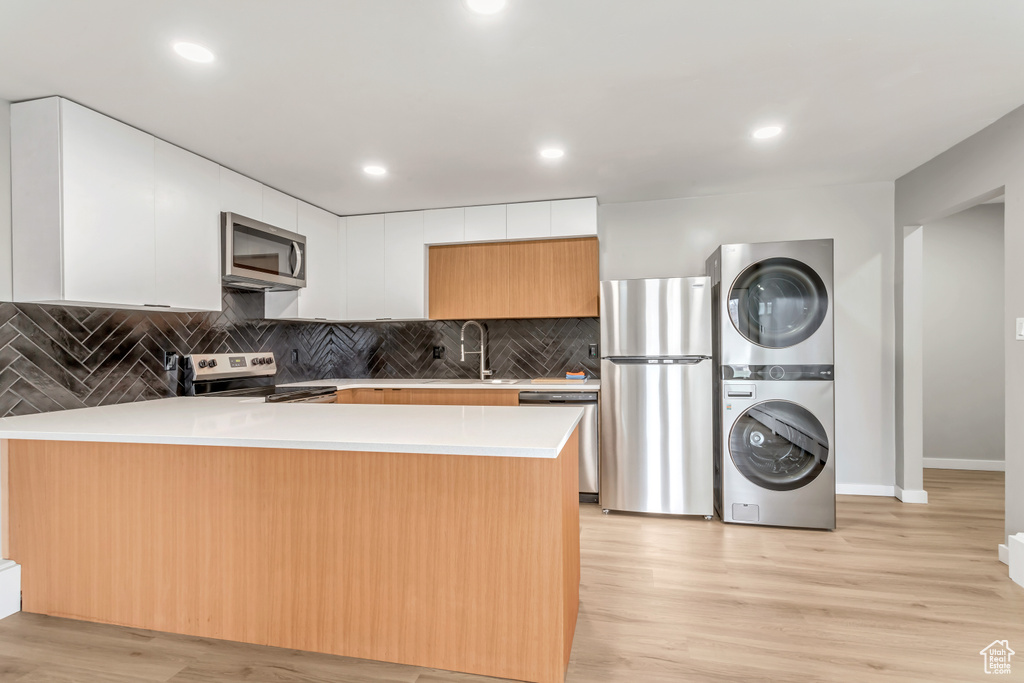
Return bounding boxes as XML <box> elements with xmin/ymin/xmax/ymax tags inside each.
<box><xmin>2</xmin><ymin>424</ymin><xmax>580</xmax><ymax>683</ymax></box>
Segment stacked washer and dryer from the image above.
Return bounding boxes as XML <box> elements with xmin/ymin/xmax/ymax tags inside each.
<box><xmin>706</xmin><ymin>239</ymin><xmax>836</xmax><ymax>530</ymax></box>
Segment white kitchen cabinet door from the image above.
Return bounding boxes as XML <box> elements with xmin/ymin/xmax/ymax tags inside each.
<box><xmin>464</xmin><ymin>204</ymin><xmax>506</xmax><ymax>242</ymax></box>
<box><xmin>267</xmin><ymin>203</ymin><xmax>345</xmax><ymax>321</ymax></box>
<box><xmin>346</xmin><ymin>213</ymin><xmax>386</xmax><ymax>320</ymax></box>
<box><xmin>297</xmin><ymin>202</ymin><xmax>343</xmax><ymax>320</ymax></box>
<box><xmin>506</xmin><ymin>201</ymin><xmax>551</xmax><ymax>240</ymax></box>
<box><xmin>423</xmin><ymin>207</ymin><xmax>465</xmax><ymax>244</ymax></box>
<box><xmin>154</xmin><ymin>140</ymin><xmax>222</xmax><ymax>311</ymax></box>
<box><xmin>220</xmin><ymin>167</ymin><xmax>263</xmax><ymax>219</ymax></box>
<box><xmin>60</xmin><ymin>99</ymin><xmax>157</xmax><ymax>307</ymax></box>
<box><xmin>262</xmin><ymin>186</ymin><xmax>298</xmax><ymax>231</ymax></box>
<box><xmin>336</xmin><ymin>217</ymin><xmax>348</xmax><ymax>320</ymax></box>
<box><xmin>551</xmin><ymin>197</ymin><xmax>598</xmax><ymax>237</ymax></box>
<box><xmin>384</xmin><ymin>211</ymin><xmax>426</xmax><ymax>319</ymax></box>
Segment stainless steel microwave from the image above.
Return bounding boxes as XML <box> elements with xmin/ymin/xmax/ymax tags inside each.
<box><xmin>222</xmin><ymin>212</ymin><xmax>306</xmax><ymax>291</ymax></box>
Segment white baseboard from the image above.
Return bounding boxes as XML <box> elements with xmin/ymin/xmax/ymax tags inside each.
<box><xmin>0</xmin><ymin>560</ymin><xmax>20</xmax><ymax>620</ymax></box>
<box><xmin>999</xmin><ymin>544</ymin><xmax>1009</xmax><ymax>565</ymax></box>
<box><xmin>895</xmin><ymin>486</ymin><xmax>929</xmax><ymax>504</ymax></box>
<box><xmin>923</xmin><ymin>458</ymin><xmax>1004</xmax><ymax>471</ymax></box>
<box><xmin>836</xmin><ymin>484</ymin><xmax>895</xmax><ymax>497</ymax></box>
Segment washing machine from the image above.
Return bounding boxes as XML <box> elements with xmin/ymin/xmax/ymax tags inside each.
<box><xmin>706</xmin><ymin>239</ymin><xmax>835</xmax><ymax>529</ymax></box>
<box><xmin>718</xmin><ymin>369</ymin><xmax>835</xmax><ymax>529</ymax></box>
<box><xmin>708</xmin><ymin>239</ymin><xmax>833</xmax><ymax>366</ymax></box>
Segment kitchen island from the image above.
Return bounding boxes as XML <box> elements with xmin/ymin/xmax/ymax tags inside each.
<box><xmin>0</xmin><ymin>399</ymin><xmax>582</xmax><ymax>683</ymax></box>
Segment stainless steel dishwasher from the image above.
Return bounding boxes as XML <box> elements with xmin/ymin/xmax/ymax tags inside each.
<box><xmin>518</xmin><ymin>391</ymin><xmax>599</xmax><ymax>500</ymax></box>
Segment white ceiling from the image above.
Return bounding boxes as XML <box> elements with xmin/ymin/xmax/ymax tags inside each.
<box><xmin>2</xmin><ymin>1</ymin><xmax>1024</xmax><ymax>216</ymax></box>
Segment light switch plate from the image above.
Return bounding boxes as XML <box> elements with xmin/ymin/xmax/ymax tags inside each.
<box><xmin>1017</xmin><ymin>318</ymin><xmax>1024</xmax><ymax>341</ymax></box>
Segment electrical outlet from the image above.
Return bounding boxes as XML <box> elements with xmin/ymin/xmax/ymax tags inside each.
<box><xmin>163</xmin><ymin>351</ymin><xmax>178</xmax><ymax>372</ymax></box>
<box><xmin>433</xmin><ymin>346</ymin><xmax>446</xmax><ymax>360</ymax></box>
<box><xmin>588</xmin><ymin>343</ymin><xmax>599</xmax><ymax>359</ymax></box>
<box><xmin>291</xmin><ymin>349</ymin><xmax>300</xmax><ymax>363</ymax></box>
<box><xmin>1017</xmin><ymin>318</ymin><xmax>1024</xmax><ymax>341</ymax></box>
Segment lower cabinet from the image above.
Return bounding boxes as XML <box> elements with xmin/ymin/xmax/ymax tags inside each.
<box><xmin>336</xmin><ymin>388</ymin><xmax>519</xmax><ymax>406</ymax></box>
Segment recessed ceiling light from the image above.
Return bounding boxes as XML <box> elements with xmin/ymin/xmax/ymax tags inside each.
<box><xmin>363</xmin><ymin>165</ymin><xmax>387</xmax><ymax>176</ymax></box>
<box><xmin>540</xmin><ymin>148</ymin><xmax>565</xmax><ymax>159</ymax></box>
<box><xmin>751</xmin><ymin>125</ymin><xmax>783</xmax><ymax>140</ymax></box>
<box><xmin>464</xmin><ymin>0</ymin><xmax>507</xmax><ymax>15</ymax></box>
<box><xmin>172</xmin><ymin>41</ymin><xmax>215</xmax><ymax>63</ymax></box>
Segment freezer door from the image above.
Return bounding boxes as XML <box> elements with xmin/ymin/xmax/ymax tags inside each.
<box><xmin>600</xmin><ymin>358</ymin><xmax>714</xmax><ymax>515</ymax></box>
<box><xmin>600</xmin><ymin>277</ymin><xmax>712</xmax><ymax>358</ymax></box>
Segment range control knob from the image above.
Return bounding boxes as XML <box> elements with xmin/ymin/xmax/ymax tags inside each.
<box><xmin>768</xmin><ymin>366</ymin><xmax>785</xmax><ymax>380</ymax></box>
<box><xmin>264</xmin><ymin>357</ymin><xmax>274</xmax><ymax>364</ymax></box>
<box><xmin>197</xmin><ymin>360</ymin><xmax>208</xmax><ymax>369</ymax></box>
<box><xmin>251</xmin><ymin>358</ymin><xmax>260</xmax><ymax>365</ymax></box>
<box><xmin>207</xmin><ymin>359</ymin><xmax>218</xmax><ymax>368</ymax></box>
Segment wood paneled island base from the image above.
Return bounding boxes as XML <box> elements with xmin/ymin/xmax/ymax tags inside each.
<box><xmin>3</xmin><ymin>431</ymin><xmax>580</xmax><ymax>683</ymax></box>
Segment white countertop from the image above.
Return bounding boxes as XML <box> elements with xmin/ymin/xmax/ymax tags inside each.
<box><xmin>285</xmin><ymin>378</ymin><xmax>600</xmax><ymax>391</ymax></box>
<box><xmin>0</xmin><ymin>397</ymin><xmax>584</xmax><ymax>459</ymax></box>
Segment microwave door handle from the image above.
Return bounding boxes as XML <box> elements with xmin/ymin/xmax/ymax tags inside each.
<box><xmin>291</xmin><ymin>241</ymin><xmax>303</xmax><ymax>278</ymax></box>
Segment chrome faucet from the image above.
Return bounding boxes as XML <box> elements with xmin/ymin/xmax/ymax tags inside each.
<box><xmin>460</xmin><ymin>320</ymin><xmax>493</xmax><ymax>381</ymax></box>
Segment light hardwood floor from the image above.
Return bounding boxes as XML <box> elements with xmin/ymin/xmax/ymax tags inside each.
<box><xmin>0</xmin><ymin>469</ymin><xmax>1020</xmax><ymax>682</ymax></box>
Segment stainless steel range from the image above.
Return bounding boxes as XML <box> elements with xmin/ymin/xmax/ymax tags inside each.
<box><xmin>185</xmin><ymin>352</ymin><xmax>336</xmax><ymax>404</ymax></box>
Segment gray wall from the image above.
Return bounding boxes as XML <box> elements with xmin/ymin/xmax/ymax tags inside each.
<box><xmin>0</xmin><ymin>100</ymin><xmax>11</xmax><ymax>300</ymax></box>
<box><xmin>923</xmin><ymin>204</ymin><xmax>1004</xmax><ymax>466</ymax></box>
<box><xmin>895</xmin><ymin>103</ymin><xmax>1024</xmax><ymax>546</ymax></box>
<box><xmin>599</xmin><ymin>182</ymin><xmax>895</xmax><ymax>491</ymax></box>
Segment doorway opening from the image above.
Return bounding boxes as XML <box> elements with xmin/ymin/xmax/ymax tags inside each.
<box><xmin>921</xmin><ymin>201</ymin><xmax>1005</xmax><ymax>473</ymax></box>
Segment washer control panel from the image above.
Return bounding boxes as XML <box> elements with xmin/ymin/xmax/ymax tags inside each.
<box><xmin>722</xmin><ymin>364</ymin><xmax>834</xmax><ymax>381</ymax></box>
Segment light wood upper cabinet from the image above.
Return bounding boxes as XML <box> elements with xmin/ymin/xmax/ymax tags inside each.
<box><xmin>506</xmin><ymin>201</ymin><xmax>551</xmax><ymax>240</ymax></box>
<box><xmin>508</xmin><ymin>237</ymin><xmax>599</xmax><ymax>318</ymax></box>
<box><xmin>429</xmin><ymin>242</ymin><xmax>511</xmax><ymax>319</ymax></box>
<box><xmin>429</xmin><ymin>237</ymin><xmax>598</xmax><ymax>320</ymax></box>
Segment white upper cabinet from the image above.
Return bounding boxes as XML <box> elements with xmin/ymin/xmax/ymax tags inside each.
<box><xmin>423</xmin><ymin>207</ymin><xmax>465</xmax><ymax>244</ymax></box>
<box><xmin>261</xmin><ymin>186</ymin><xmax>298</xmax><ymax>231</ymax></box>
<box><xmin>336</xmin><ymin>217</ymin><xmax>349</xmax><ymax>320</ymax></box>
<box><xmin>155</xmin><ymin>140</ymin><xmax>222</xmax><ymax>312</ymax></box>
<box><xmin>220</xmin><ymin>167</ymin><xmax>263</xmax><ymax>219</ymax></box>
<box><xmin>12</xmin><ymin>98</ymin><xmax>162</xmax><ymax>308</ymax></box>
<box><xmin>551</xmin><ymin>197</ymin><xmax>598</xmax><ymax>237</ymax></box>
<box><xmin>384</xmin><ymin>211</ymin><xmax>426</xmax><ymax>320</ymax></box>
<box><xmin>346</xmin><ymin>214</ymin><xmax>386</xmax><ymax>320</ymax></box>
<box><xmin>506</xmin><ymin>201</ymin><xmax>551</xmax><ymax>240</ymax></box>
<box><xmin>60</xmin><ymin>99</ymin><xmax>157</xmax><ymax>307</ymax></box>
<box><xmin>464</xmin><ymin>204</ymin><xmax>507</xmax><ymax>242</ymax></box>
<box><xmin>265</xmin><ymin>202</ymin><xmax>344</xmax><ymax>321</ymax></box>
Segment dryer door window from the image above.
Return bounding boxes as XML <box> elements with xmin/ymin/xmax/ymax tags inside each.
<box><xmin>728</xmin><ymin>257</ymin><xmax>828</xmax><ymax>349</ymax></box>
<box><xmin>729</xmin><ymin>400</ymin><xmax>829</xmax><ymax>491</ymax></box>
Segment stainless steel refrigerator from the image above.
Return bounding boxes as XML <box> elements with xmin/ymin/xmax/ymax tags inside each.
<box><xmin>599</xmin><ymin>276</ymin><xmax>714</xmax><ymax>516</ymax></box>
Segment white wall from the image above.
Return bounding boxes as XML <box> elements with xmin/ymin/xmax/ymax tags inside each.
<box><xmin>600</xmin><ymin>182</ymin><xmax>896</xmax><ymax>492</ymax></box>
<box><xmin>923</xmin><ymin>204</ymin><xmax>1004</xmax><ymax>468</ymax></box>
<box><xmin>0</xmin><ymin>99</ymin><xmax>12</xmax><ymax>300</ymax></box>
<box><xmin>895</xmin><ymin>102</ymin><xmax>1024</xmax><ymax>547</ymax></box>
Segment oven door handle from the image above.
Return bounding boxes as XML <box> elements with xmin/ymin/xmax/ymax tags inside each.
<box><xmin>291</xmin><ymin>241</ymin><xmax>303</xmax><ymax>278</ymax></box>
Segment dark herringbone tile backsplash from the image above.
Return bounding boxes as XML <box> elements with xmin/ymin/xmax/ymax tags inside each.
<box><xmin>0</xmin><ymin>289</ymin><xmax>599</xmax><ymax>417</ymax></box>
